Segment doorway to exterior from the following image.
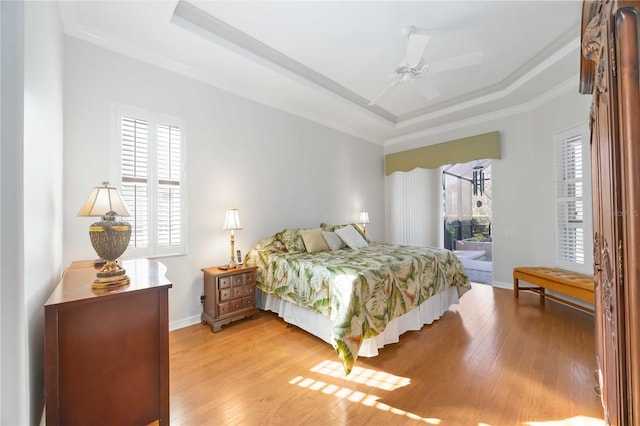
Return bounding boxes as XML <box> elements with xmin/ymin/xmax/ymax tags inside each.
<box><xmin>443</xmin><ymin>159</ymin><xmax>493</xmax><ymax>284</ymax></box>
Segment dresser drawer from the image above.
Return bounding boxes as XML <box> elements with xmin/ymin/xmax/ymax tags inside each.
<box><xmin>242</xmin><ymin>285</ymin><xmax>255</xmax><ymax>297</ymax></box>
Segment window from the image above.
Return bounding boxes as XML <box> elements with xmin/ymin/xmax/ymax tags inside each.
<box><xmin>115</xmin><ymin>106</ymin><xmax>186</xmax><ymax>257</ymax></box>
<box><xmin>555</xmin><ymin>125</ymin><xmax>592</xmax><ymax>272</ymax></box>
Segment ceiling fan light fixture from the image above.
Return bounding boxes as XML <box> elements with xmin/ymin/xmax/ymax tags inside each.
<box><xmin>401</xmin><ymin>25</ymin><xmax>418</xmax><ymax>38</ymax></box>
<box><xmin>364</xmin><ymin>26</ymin><xmax>483</xmax><ymax>107</ymax></box>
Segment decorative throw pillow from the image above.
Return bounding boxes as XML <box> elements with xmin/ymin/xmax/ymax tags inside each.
<box><xmin>320</xmin><ymin>222</ymin><xmax>339</xmax><ymax>232</ymax></box>
<box><xmin>251</xmin><ymin>236</ymin><xmax>286</xmax><ymax>253</ymax></box>
<box><xmin>299</xmin><ymin>228</ymin><xmax>330</xmax><ymax>253</ymax></box>
<box><xmin>320</xmin><ymin>222</ymin><xmax>370</xmax><ymax>242</ymax></box>
<box><xmin>335</xmin><ymin>224</ymin><xmax>369</xmax><ymax>249</ymax></box>
<box><xmin>274</xmin><ymin>228</ymin><xmax>306</xmax><ymax>253</ymax></box>
<box><xmin>322</xmin><ymin>231</ymin><xmax>345</xmax><ymax>251</ymax></box>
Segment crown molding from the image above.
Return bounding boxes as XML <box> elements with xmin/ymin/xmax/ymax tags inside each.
<box><xmin>395</xmin><ymin>37</ymin><xmax>580</xmax><ymax>129</ymax></box>
<box><xmin>396</xmin><ymin>27</ymin><xmax>580</xmax><ymax>123</ymax></box>
<box><xmin>171</xmin><ymin>0</ymin><xmax>396</xmax><ymax>126</ymax></box>
<box><xmin>384</xmin><ymin>74</ymin><xmax>580</xmax><ymax>147</ymax></box>
<box><xmin>64</xmin><ymin>25</ymin><xmax>383</xmax><ymax>144</ymax></box>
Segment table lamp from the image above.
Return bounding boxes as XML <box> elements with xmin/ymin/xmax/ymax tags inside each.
<box><xmin>77</xmin><ymin>182</ymin><xmax>132</xmax><ymax>288</ymax></box>
<box><xmin>223</xmin><ymin>208</ymin><xmax>242</xmax><ymax>268</ymax></box>
<box><xmin>359</xmin><ymin>210</ymin><xmax>370</xmax><ymax>236</ymax></box>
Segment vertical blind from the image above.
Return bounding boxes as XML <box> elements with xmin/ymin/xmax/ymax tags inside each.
<box><xmin>556</xmin><ymin>134</ymin><xmax>585</xmax><ymax>264</ymax></box>
<box><xmin>387</xmin><ymin>168</ymin><xmax>440</xmax><ymax>247</ymax></box>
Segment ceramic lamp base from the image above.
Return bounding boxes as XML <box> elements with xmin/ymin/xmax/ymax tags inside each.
<box><xmin>92</xmin><ymin>259</ymin><xmax>130</xmax><ymax>289</ymax></box>
<box><xmin>88</xmin><ymin>216</ymin><xmax>132</xmax><ymax>290</ymax></box>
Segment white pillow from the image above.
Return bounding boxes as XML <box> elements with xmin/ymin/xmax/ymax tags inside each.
<box><xmin>322</xmin><ymin>231</ymin><xmax>345</xmax><ymax>251</ymax></box>
<box><xmin>334</xmin><ymin>225</ymin><xmax>368</xmax><ymax>249</ymax></box>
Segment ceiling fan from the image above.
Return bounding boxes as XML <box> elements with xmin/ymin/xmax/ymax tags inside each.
<box><xmin>364</xmin><ymin>26</ymin><xmax>484</xmax><ymax>107</ymax></box>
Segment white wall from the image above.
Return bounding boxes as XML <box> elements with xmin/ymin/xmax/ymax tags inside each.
<box><xmin>0</xmin><ymin>3</ymin><xmax>26</xmax><ymax>424</ymax></box>
<box><xmin>385</xmin><ymin>84</ymin><xmax>593</xmax><ymax>287</ymax></box>
<box><xmin>1</xmin><ymin>1</ymin><xmax>65</xmax><ymax>424</ymax></box>
<box><xmin>530</xmin><ymin>92</ymin><xmax>593</xmax><ymax>273</ymax></box>
<box><xmin>63</xmin><ymin>37</ymin><xmax>385</xmax><ymax>328</ymax></box>
<box><xmin>23</xmin><ymin>2</ymin><xmax>65</xmax><ymax>422</ymax></box>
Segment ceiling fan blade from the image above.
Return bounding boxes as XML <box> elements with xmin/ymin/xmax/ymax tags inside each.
<box><xmin>404</xmin><ymin>33</ymin><xmax>430</xmax><ymax>66</ymax></box>
<box><xmin>428</xmin><ymin>51</ymin><xmax>484</xmax><ymax>74</ymax></box>
<box><xmin>368</xmin><ymin>79</ymin><xmax>401</xmax><ymax>106</ymax></box>
<box><xmin>412</xmin><ymin>79</ymin><xmax>440</xmax><ymax>101</ymax></box>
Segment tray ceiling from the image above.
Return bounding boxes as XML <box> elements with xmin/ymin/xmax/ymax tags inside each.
<box><xmin>59</xmin><ymin>1</ymin><xmax>583</xmax><ymax>145</ymax></box>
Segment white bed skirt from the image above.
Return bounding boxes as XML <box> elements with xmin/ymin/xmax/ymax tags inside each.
<box><xmin>256</xmin><ymin>286</ymin><xmax>461</xmax><ymax>357</ymax></box>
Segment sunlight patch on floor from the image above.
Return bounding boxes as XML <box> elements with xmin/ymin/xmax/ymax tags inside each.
<box><xmin>523</xmin><ymin>416</ymin><xmax>605</xmax><ymax>426</ymax></box>
<box><xmin>289</xmin><ymin>361</ymin><xmax>440</xmax><ymax>424</ymax></box>
<box><xmin>309</xmin><ymin>359</ymin><xmax>410</xmax><ymax>391</ymax></box>
<box><xmin>289</xmin><ymin>375</ymin><xmax>441</xmax><ymax>424</ymax></box>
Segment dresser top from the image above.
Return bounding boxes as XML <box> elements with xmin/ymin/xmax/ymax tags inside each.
<box><xmin>45</xmin><ymin>258</ymin><xmax>172</xmax><ymax>307</ymax></box>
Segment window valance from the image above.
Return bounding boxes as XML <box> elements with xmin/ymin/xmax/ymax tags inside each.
<box><xmin>385</xmin><ymin>131</ymin><xmax>501</xmax><ymax>175</ymax></box>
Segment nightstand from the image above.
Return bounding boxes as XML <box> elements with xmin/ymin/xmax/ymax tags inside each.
<box><xmin>201</xmin><ymin>265</ymin><xmax>259</xmax><ymax>332</ymax></box>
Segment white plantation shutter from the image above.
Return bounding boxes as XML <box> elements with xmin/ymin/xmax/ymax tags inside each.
<box><xmin>555</xmin><ymin>126</ymin><xmax>592</xmax><ymax>272</ymax></box>
<box><xmin>121</xmin><ymin>117</ymin><xmax>150</xmax><ymax>249</ymax></box>
<box><xmin>117</xmin><ymin>107</ymin><xmax>185</xmax><ymax>257</ymax></box>
<box><xmin>557</xmin><ymin>135</ymin><xmax>584</xmax><ymax>263</ymax></box>
<box><xmin>157</xmin><ymin>124</ymin><xmax>182</xmax><ymax>247</ymax></box>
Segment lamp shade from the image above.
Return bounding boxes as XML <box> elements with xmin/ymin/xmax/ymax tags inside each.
<box><xmin>359</xmin><ymin>210</ymin><xmax>370</xmax><ymax>225</ymax></box>
<box><xmin>78</xmin><ymin>182</ymin><xmax>130</xmax><ymax>217</ymax></box>
<box><xmin>223</xmin><ymin>209</ymin><xmax>242</xmax><ymax>230</ymax></box>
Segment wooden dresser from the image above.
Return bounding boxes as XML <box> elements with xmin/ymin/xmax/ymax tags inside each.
<box><xmin>201</xmin><ymin>266</ymin><xmax>258</xmax><ymax>332</ymax></box>
<box><xmin>44</xmin><ymin>258</ymin><xmax>172</xmax><ymax>426</ymax></box>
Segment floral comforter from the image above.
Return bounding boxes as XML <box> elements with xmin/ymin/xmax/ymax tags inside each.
<box><xmin>245</xmin><ymin>236</ymin><xmax>471</xmax><ymax>374</ymax></box>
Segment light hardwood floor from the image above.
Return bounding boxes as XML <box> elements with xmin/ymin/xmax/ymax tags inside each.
<box><xmin>169</xmin><ymin>284</ymin><xmax>605</xmax><ymax>425</ymax></box>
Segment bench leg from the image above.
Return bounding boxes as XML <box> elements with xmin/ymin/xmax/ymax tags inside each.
<box><xmin>514</xmin><ymin>277</ymin><xmax>519</xmax><ymax>298</ymax></box>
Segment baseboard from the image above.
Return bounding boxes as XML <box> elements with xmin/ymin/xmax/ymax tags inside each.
<box><xmin>491</xmin><ymin>281</ymin><xmax>512</xmax><ymax>290</ymax></box>
<box><xmin>170</xmin><ymin>314</ymin><xmax>201</xmax><ymax>331</ymax></box>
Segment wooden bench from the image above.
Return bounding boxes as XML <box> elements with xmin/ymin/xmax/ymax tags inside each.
<box><xmin>513</xmin><ymin>266</ymin><xmax>595</xmax><ymax>314</ymax></box>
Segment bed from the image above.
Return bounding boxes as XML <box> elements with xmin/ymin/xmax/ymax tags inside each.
<box><xmin>244</xmin><ymin>224</ymin><xmax>471</xmax><ymax>374</ymax></box>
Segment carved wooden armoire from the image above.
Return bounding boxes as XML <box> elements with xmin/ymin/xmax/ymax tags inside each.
<box><xmin>580</xmin><ymin>1</ymin><xmax>640</xmax><ymax>424</ymax></box>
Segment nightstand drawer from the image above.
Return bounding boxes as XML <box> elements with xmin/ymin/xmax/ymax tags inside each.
<box><xmin>218</xmin><ymin>302</ymin><xmax>230</xmax><ymax>316</ymax></box>
<box><xmin>219</xmin><ymin>287</ymin><xmax>232</xmax><ymax>302</ymax></box>
<box><xmin>243</xmin><ymin>272</ymin><xmax>255</xmax><ymax>285</ymax></box>
<box><xmin>218</xmin><ymin>276</ymin><xmax>231</xmax><ymax>289</ymax></box>
<box><xmin>242</xmin><ymin>285</ymin><xmax>255</xmax><ymax>297</ymax></box>
<box><xmin>231</xmin><ymin>275</ymin><xmax>244</xmax><ymax>287</ymax></box>
<box><xmin>232</xmin><ymin>286</ymin><xmax>243</xmax><ymax>298</ymax></box>
<box><xmin>242</xmin><ymin>296</ymin><xmax>255</xmax><ymax>309</ymax></box>
<box><xmin>229</xmin><ymin>299</ymin><xmax>243</xmax><ymax>312</ymax></box>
